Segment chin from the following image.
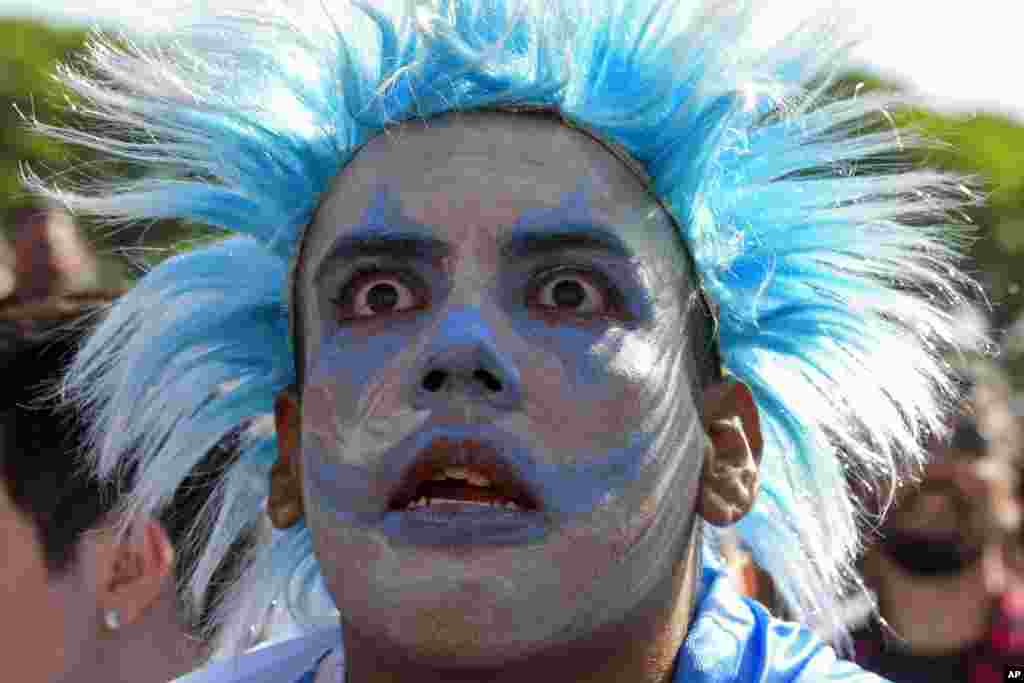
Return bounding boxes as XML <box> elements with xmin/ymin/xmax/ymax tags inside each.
<box><xmin>338</xmin><ymin>584</ymin><xmax>569</xmax><ymax>668</ymax></box>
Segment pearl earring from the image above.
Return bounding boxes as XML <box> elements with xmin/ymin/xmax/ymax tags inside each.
<box><xmin>104</xmin><ymin>609</ymin><xmax>122</xmax><ymax>631</ymax></box>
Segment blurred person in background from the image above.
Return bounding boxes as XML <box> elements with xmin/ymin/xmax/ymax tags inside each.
<box><xmin>0</xmin><ymin>214</ymin><xmax>260</xmax><ymax>682</ymax></box>
<box><xmin>0</xmin><ymin>233</ymin><xmax>13</xmax><ymax>302</ymax></box>
<box><xmin>853</xmin><ymin>361</ymin><xmax>1024</xmax><ymax>682</ymax></box>
<box><xmin>0</xmin><ymin>205</ymin><xmax>123</xmax><ymax>341</ymax></box>
<box><xmin>0</xmin><ymin>325</ymin><xmax>260</xmax><ymax>683</ymax></box>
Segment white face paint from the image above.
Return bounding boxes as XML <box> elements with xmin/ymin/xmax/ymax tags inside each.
<box><xmin>297</xmin><ymin>111</ymin><xmax>707</xmax><ymax>666</ymax></box>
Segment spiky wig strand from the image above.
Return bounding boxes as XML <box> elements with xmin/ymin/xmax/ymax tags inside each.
<box><xmin>31</xmin><ymin>0</ymin><xmax>977</xmax><ymax>653</ymax></box>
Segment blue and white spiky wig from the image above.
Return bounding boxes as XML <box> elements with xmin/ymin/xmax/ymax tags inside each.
<box><xmin>30</xmin><ymin>0</ymin><xmax>978</xmax><ymax>653</ymax></box>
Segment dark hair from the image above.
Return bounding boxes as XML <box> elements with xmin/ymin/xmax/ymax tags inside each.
<box><xmin>946</xmin><ymin>360</ymin><xmax>1018</xmax><ymax>464</ymax></box>
<box><xmin>0</xmin><ymin>327</ymin><xmax>105</xmax><ymax>573</ymax></box>
<box><xmin>949</xmin><ymin>417</ymin><xmax>987</xmax><ymax>455</ymax></box>
<box><xmin>0</xmin><ymin>324</ymin><xmax>253</xmax><ymax>636</ymax></box>
<box><xmin>159</xmin><ymin>422</ymin><xmax>257</xmax><ymax>635</ymax></box>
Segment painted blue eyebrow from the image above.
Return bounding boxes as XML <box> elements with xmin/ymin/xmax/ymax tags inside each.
<box><xmin>312</xmin><ymin>183</ymin><xmax>635</xmax><ymax>283</ymax></box>
<box><xmin>313</xmin><ymin>186</ymin><xmax>451</xmax><ymax>283</ymax></box>
<box><xmin>313</xmin><ymin>230</ymin><xmax>450</xmax><ymax>283</ymax></box>
<box><xmin>499</xmin><ymin>224</ymin><xmax>635</xmax><ymax>261</ymax></box>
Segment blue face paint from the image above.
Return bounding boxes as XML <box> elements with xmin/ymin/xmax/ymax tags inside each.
<box><xmin>296</xmin><ymin>111</ymin><xmax>706</xmax><ymax>663</ymax></box>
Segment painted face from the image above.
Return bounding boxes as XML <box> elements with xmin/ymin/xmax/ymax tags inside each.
<box><xmin>0</xmin><ymin>479</ymin><xmax>98</xmax><ymax>683</ymax></box>
<box><xmin>297</xmin><ymin>111</ymin><xmax>706</xmax><ymax>664</ymax></box>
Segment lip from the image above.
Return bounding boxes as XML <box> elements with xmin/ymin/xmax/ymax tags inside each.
<box><xmin>381</xmin><ymin>432</ymin><xmax>546</xmax><ymax>547</ymax></box>
<box><xmin>388</xmin><ymin>435</ymin><xmax>541</xmax><ymax>511</ymax></box>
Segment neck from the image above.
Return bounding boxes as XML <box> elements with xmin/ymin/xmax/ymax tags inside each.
<box><xmin>89</xmin><ymin>593</ymin><xmax>207</xmax><ymax>683</ymax></box>
<box><xmin>339</xmin><ymin>540</ymin><xmax>699</xmax><ymax>683</ymax></box>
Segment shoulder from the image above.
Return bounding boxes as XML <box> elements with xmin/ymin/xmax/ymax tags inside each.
<box><xmin>676</xmin><ymin>568</ymin><xmax>890</xmax><ymax>682</ymax></box>
<box><xmin>172</xmin><ymin>627</ymin><xmax>342</xmax><ymax>683</ymax></box>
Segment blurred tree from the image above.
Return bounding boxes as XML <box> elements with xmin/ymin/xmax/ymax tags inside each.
<box><xmin>830</xmin><ymin>70</ymin><xmax>1024</xmax><ymax>383</ymax></box>
<box><xmin>0</xmin><ymin>18</ymin><xmax>89</xmax><ymax>215</ymax></box>
<box><xmin>0</xmin><ymin>18</ymin><xmax>221</xmax><ymax>283</ymax></box>
<box><xmin>904</xmin><ymin>109</ymin><xmax>1024</xmax><ymax>329</ymax></box>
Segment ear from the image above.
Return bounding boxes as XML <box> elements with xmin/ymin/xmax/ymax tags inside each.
<box><xmin>269</xmin><ymin>386</ymin><xmax>305</xmax><ymax>529</ymax></box>
<box><xmin>93</xmin><ymin>517</ymin><xmax>175</xmax><ymax>630</ymax></box>
<box><xmin>697</xmin><ymin>380</ymin><xmax>763</xmax><ymax>528</ymax></box>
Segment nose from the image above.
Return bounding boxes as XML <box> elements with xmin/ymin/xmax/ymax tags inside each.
<box><xmin>414</xmin><ymin>308</ymin><xmax>522</xmax><ymax>411</ymax></box>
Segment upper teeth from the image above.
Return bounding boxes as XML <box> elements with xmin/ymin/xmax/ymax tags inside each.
<box><xmin>407</xmin><ymin>497</ymin><xmax>520</xmax><ymax>507</ymax></box>
<box><xmin>433</xmin><ymin>466</ymin><xmax>492</xmax><ymax>487</ymax></box>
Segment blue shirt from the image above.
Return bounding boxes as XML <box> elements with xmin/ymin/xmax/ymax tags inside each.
<box><xmin>176</xmin><ymin>567</ymin><xmax>888</xmax><ymax>682</ymax></box>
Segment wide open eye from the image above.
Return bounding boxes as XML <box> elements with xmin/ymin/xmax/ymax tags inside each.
<box><xmin>530</xmin><ymin>269</ymin><xmax>612</xmax><ymax>316</ymax></box>
<box><xmin>333</xmin><ymin>270</ymin><xmax>425</xmax><ymax>321</ymax></box>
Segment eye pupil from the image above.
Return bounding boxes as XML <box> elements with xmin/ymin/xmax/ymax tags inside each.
<box><xmin>552</xmin><ymin>280</ymin><xmax>585</xmax><ymax>308</ymax></box>
<box><xmin>366</xmin><ymin>283</ymin><xmax>400</xmax><ymax>312</ymax></box>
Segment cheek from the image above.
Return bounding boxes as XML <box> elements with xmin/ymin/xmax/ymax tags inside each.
<box><xmin>304</xmin><ymin>329</ymin><xmax>417</xmax><ymax>450</ymax></box>
<box><xmin>520</xmin><ymin>327</ymin><xmax>683</xmax><ymax>454</ymax></box>
<box><xmin>301</xmin><ymin>329</ymin><xmax>431</xmax><ymax>522</ymax></box>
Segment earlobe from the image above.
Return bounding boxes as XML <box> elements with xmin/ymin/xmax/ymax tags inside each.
<box><xmin>698</xmin><ymin>380</ymin><xmax>763</xmax><ymax>527</ymax></box>
<box><xmin>269</xmin><ymin>387</ymin><xmax>305</xmax><ymax>529</ymax></box>
<box><xmin>96</xmin><ymin>518</ymin><xmax>176</xmax><ymax>631</ymax></box>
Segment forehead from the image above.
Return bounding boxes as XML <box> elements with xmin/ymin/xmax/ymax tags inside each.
<box><xmin>302</xmin><ymin>111</ymin><xmax>683</xmax><ymax>268</ymax></box>
<box><xmin>338</xmin><ymin>113</ymin><xmax>647</xmax><ymax>205</ymax></box>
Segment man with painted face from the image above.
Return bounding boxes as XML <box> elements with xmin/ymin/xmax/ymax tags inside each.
<box><xmin>34</xmin><ymin>0</ymin><xmax>977</xmax><ymax>681</ymax></box>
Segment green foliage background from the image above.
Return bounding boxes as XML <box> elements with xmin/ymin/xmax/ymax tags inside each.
<box><xmin>0</xmin><ymin>18</ymin><xmax>221</xmax><ymax>287</ymax></box>
<box><xmin>831</xmin><ymin>71</ymin><xmax>1024</xmax><ymax>329</ymax></box>
<box><xmin>0</xmin><ymin>19</ymin><xmax>86</xmax><ymax>208</ymax></box>
<box><xmin>5</xmin><ymin>20</ymin><xmax>1024</xmax><ymax>375</ymax></box>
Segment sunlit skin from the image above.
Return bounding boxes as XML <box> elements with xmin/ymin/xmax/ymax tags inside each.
<box><xmin>278</xmin><ymin>111</ymin><xmax>761</xmax><ymax>683</ymax></box>
<box><xmin>0</xmin><ymin>480</ymin><xmax>205</xmax><ymax>683</ymax></box>
<box><xmin>0</xmin><ymin>480</ymin><xmax>96</xmax><ymax>683</ymax></box>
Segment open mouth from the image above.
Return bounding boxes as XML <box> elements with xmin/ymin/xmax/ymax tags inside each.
<box><xmin>388</xmin><ymin>437</ymin><xmax>539</xmax><ymax>513</ymax></box>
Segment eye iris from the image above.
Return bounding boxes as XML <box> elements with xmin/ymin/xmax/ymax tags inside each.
<box><xmin>366</xmin><ymin>283</ymin><xmax>400</xmax><ymax>312</ymax></box>
<box><xmin>552</xmin><ymin>279</ymin><xmax>585</xmax><ymax>308</ymax></box>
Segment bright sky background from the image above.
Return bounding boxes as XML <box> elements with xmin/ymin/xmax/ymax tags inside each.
<box><xmin>0</xmin><ymin>0</ymin><xmax>1018</xmax><ymax>119</ymax></box>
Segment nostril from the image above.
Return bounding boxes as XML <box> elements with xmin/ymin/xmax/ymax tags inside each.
<box><xmin>422</xmin><ymin>369</ymin><xmax>447</xmax><ymax>392</ymax></box>
<box><xmin>474</xmin><ymin>369</ymin><xmax>502</xmax><ymax>393</ymax></box>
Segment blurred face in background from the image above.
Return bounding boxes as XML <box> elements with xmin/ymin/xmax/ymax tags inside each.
<box><xmin>0</xmin><ymin>476</ymin><xmax>100</xmax><ymax>683</ymax></box>
<box><xmin>871</xmin><ymin>406</ymin><xmax>1024</xmax><ymax>652</ymax></box>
